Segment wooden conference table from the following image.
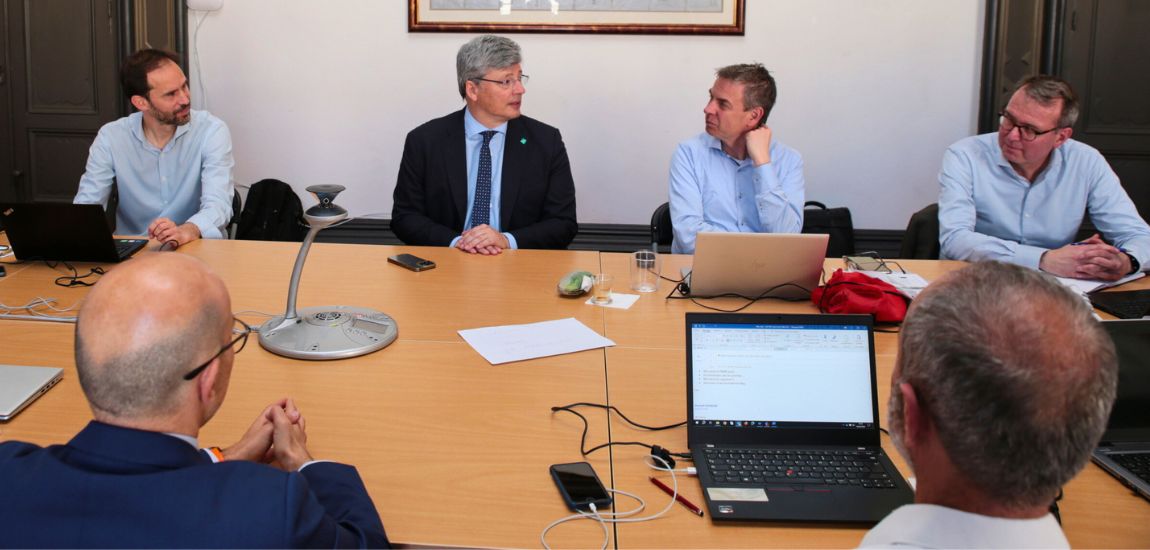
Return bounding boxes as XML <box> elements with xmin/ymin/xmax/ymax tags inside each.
<box><xmin>0</xmin><ymin>239</ymin><xmax>1147</xmax><ymax>548</ymax></box>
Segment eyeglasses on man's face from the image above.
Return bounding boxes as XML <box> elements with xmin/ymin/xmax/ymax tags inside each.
<box><xmin>473</xmin><ymin>74</ymin><xmax>529</xmax><ymax>89</ymax></box>
<box><xmin>183</xmin><ymin>317</ymin><xmax>252</xmax><ymax>381</ymax></box>
<box><xmin>998</xmin><ymin>110</ymin><xmax>1061</xmax><ymax>142</ymax></box>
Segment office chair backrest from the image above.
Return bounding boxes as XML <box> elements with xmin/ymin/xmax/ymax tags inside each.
<box><xmin>899</xmin><ymin>203</ymin><xmax>940</xmax><ymax>259</ymax></box>
<box><xmin>651</xmin><ymin>202</ymin><xmax>673</xmax><ymax>252</ymax></box>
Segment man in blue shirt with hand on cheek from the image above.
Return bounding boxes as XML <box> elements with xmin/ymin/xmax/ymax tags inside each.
<box><xmin>668</xmin><ymin>63</ymin><xmax>805</xmax><ymax>255</ymax></box>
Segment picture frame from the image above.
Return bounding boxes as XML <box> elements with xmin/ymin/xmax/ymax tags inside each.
<box><xmin>408</xmin><ymin>0</ymin><xmax>745</xmax><ymax>35</ymax></box>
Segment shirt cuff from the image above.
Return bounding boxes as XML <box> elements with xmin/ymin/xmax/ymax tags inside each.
<box><xmin>299</xmin><ymin>460</ymin><xmax>333</xmax><ymax>472</ymax></box>
<box><xmin>450</xmin><ymin>236</ymin><xmax>461</xmax><ymax>248</ymax></box>
<box><xmin>1017</xmin><ymin>245</ymin><xmax>1047</xmax><ymax>271</ymax></box>
<box><xmin>504</xmin><ymin>232</ymin><xmax>518</xmax><ymax>249</ymax></box>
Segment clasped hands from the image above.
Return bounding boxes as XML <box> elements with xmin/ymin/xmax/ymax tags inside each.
<box><xmin>148</xmin><ymin>218</ymin><xmax>201</xmax><ymax>248</ymax></box>
<box><xmin>1040</xmin><ymin>234</ymin><xmax>1133</xmax><ymax>281</ymax></box>
<box><xmin>218</xmin><ymin>398</ymin><xmax>315</xmax><ymax>472</ymax></box>
<box><xmin>455</xmin><ymin>224</ymin><xmax>510</xmax><ymax>255</ymax></box>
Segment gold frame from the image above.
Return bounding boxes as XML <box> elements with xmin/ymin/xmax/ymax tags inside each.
<box><xmin>409</xmin><ymin>0</ymin><xmax>745</xmax><ymax>35</ymax></box>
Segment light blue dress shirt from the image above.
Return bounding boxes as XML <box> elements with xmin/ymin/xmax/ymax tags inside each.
<box><xmin>451</xmin><ymin>108</ymin><xmax>518</xmax><ymax>249</ymax></box>
<box><xmin>939</xmin><ymin>133</ymin><xmax>1150</xmax><ymax>270</ymax></box>
<box><xmin>668</xmin><ymin>133</ymin><xmax>805</xmax><ymax>254</ymax></box>
<box><xmin>74</xmin><ymin>110</ymin><xmax>234</xmax><ymax>239</ymax></box>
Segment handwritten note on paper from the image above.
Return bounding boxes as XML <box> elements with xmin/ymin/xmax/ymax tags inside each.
<box><xmin>458</xmin><ymin>317</ymin><xmax>616</xmax><ymax>365</ymax></box>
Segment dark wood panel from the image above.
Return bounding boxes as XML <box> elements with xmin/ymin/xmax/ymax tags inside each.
<box><xmin>136</xmin><ymin>0</ymin><xmax>175</xmax><ymax>51</ymax></box>
<box><xmin>27</xmin><ymin>130</ymin><xmax>96</xmax><ymax>202</ymax></box>
<box><xmin>1078</xmin><ymin>1</ymin><xmax>1150</xmax><ymax>136</ymax></box>
<box><xmin>0</xmin><ymin>1</ymin><xmax>14</xmax><ymax>201</ymax></box>
<box><xmin>24</xmin><ymin>0</ymin><xmax>98</xmax><ymax>114</ymax></box>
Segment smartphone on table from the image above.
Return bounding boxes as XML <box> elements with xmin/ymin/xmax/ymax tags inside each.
<box><xmin>388</xmin><ymin>253</ymin><xmax>436</xmax><ymax>272</ymax></box>
<box><xmin>550</xmin><ymin>461</ymin><xmax>612</xmax><ymax>512</ymax></box>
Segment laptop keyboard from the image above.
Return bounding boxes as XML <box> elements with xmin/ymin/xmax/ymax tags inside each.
<box><xmin>704</xmin><ymin>448</ymin><xmax>899</xmax><ymax>489</ymax></box>
<box><xmin>1113</xmin><ymin>452</ymin><xmax>1150</xmax><ymax>483</ymax></box>
<box><xmin>1102</xmin><ymin>298</ymin><xmax>1150</xmax><ymax>319</ymax></box>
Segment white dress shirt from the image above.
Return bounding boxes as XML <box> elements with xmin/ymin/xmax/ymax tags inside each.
<box><xmin>859</xmin><ymin>504</ymin><xmax>1069</xmax><ymax>548</ymax></box>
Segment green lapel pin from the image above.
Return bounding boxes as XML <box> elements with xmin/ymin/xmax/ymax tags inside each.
<box><xmin>520</xmin><ymin>137</ymin><xmax>527</xmax><ymax>145</ymax></box>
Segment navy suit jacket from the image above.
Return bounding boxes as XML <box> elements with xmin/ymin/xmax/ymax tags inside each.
<box><xmin>391</xmin><ymin>109</ymin><xmax>578</xmax><ymax>249</ymax></box>
<box><xmin>0</xmin><ymin>421</ymin><xmax>389</xmax><ymax>548</ymax></box>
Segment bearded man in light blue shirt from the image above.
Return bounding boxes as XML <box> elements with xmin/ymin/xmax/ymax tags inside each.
<box><xmin>74</xmin><ymin>49</ymin><xmax>234</xmax><ymax>246</ymax></box>
<box><xmin>668</xmin><ymin>63</ymin><xmax>805</xmax><ymax>254</ymax></box>
<box><xmin>939</xmin><ymin>75</ymin><xmax>1150</xmax><ymax>281</ymax></box>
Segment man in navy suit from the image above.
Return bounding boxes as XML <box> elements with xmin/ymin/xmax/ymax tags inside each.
<box><xmin>0</xmin><ymin>254</ymin><xmax>389</xmax><ymax>548</ymax></box>
<box><xmin>391</xmin><ymin>35</ymin><xmax>578</xmax><ymax>253</ymax></box>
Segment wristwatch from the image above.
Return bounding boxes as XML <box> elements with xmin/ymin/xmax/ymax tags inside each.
<box><xmin>1127</xmin><ymin>253</ymin><xmax>1141</xmax><ymax>275</ymax></box>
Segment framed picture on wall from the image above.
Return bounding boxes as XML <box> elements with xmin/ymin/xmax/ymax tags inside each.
<box><xmin>409</xmin><ymin>0</ymin><xmax>745</xmax><ymax>35</ymax></box>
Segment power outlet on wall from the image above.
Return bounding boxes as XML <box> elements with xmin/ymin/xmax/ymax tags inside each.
<box><xmin>187</xmin><ymin>0</ymin><xmax>223</xmax><ymax>11</ymax></box>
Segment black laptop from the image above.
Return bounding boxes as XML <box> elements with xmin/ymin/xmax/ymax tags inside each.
<box><xmin>686</xmin><ymin>312</ymin><xmax>914</xmax><ymax>523</ymax></box>
<box><xmin>0</xmin><ymin>203</ymin><xmax>146</xmax><ymax>263</ymax></box>
<box><xmin>1092</xmin><ymin>319</ymin><xmax>1150</xmax><ymax>502</ymax></box>
<box><xmin>1090</xmin><ymin>289</ymin><xmax>1150</xmax><ymax>319</ymax></box>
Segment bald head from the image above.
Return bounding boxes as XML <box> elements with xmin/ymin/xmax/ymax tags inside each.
<box><xmin>76</xmin><ymin>254</ymin><xmax>232</xmax><ymax>420</ymax></box>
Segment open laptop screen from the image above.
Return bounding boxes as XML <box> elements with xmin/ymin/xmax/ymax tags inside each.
<box><xmin>691</xmin><ymin>322</ymin><xmax>874</xmax><ymax>429</ymax></box>
<box><xmin>1101</xmin><ymin>320</ymin><xmax>1150</xmax><ymax>441</ymax></box>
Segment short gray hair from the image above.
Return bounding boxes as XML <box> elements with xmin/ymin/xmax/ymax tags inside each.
<box><xmin>716</xmin><ymin>63</ymin><xmax>777</xmax><ymax>125</ymax></box>
<box><xmin>1016</xmin><ymin>75</ymin><xmax>1080</xmax><ymax>128</ymax></box>
<box><xmin>892</xmin><ymin>261</ymin><xmax>1116</xmax><ymax>509</ymax></box>
<box><xmin>75</xmin><ymin>303</ymin><xmax>220</xmax><ymax>418</ymax></box>
<box><xmin>456</xmin><ymin>35</ymin><xmax>522</xmax><ymax>99</ymax></box>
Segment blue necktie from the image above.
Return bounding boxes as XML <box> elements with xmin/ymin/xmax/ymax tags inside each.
<box><xmin>470</xmin><ymin>130</ymin><xmax>497</xmax><ymax>228</ymax></box>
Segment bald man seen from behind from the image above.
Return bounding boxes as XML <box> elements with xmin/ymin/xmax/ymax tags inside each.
<box><xmin>0</xmin><ymin>254</ymin><xmax>389</xmax><ymax>548</ymax></box>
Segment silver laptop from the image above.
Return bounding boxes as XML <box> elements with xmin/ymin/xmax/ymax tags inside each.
<box><xmin>685</xmin><ymin>232</ymin><xmax>828</xmax><ymax>299</ymax></box>
<box><xmin>1092</xmin><ymin>319</ymin><xmax>1150</xmax><ymax>502</ymax></box>
<box><xmin>0</xmin><ymin>365</ymin><xmax>63</xmax><ymax>421</ymax></box>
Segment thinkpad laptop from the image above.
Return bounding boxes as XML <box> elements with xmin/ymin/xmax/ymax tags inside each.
<box><xmin>0</xmin><ymin>202</ymin><xmax>146</xmax><ymax>263</ymax></box>
<box><xmin>0</xmin><ymin>365</ymin><xmax>63</xmax><ymax>421</ymax></box>
<box><xmin>686</xmin><ymin>312</ymin><xmax>914</xmax><ymax>522</ymax></box>
<box><xmin>1092</xmin><ymin>319</ymin><xmax>1150</xmax><ymax>501</ymax></box>
<box><xmin>1090</xmin><ymin>289</ymin><xmax>1150</xmax><ymax>319</ymax></box>
<box><xmin>684</xmin><ymin>233</ymin><xmax>828</xmax><ymax>300</ymax></box>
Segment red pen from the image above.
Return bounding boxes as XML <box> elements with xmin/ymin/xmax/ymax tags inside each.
<box><xmin>649</xmin><ymin>476</ymin><xmax>704</xmax><ymax>517</ymax></box>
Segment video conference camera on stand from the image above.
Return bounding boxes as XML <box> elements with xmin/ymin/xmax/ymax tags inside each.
<box><xmin>258</xmin><ymin>184</ymin><xmax>398</xmax><ymax>360</ymax></box>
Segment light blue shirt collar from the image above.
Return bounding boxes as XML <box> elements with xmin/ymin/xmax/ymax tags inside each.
<box><xmin>463</xmin><ymin>107</ymin><xmax>507</xmax><ymax>137</ymax></box>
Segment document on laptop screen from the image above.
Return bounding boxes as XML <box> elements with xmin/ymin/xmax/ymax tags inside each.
<box><xmin>691</xmin><ymin>323</ymin><xmax>874</xmax><ymax>426</ymax></box>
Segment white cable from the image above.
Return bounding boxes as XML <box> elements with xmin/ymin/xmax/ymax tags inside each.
<box><xmin>540</xmin><ymin>456</ymin><xmax>682</xmax><ymax>549</ymax></box>
<box><xmin>0</xmin><ymin>297</ymin><xmax>81</xmax><ymax>322</ymax></box>
<box><xmin>192</xmin><ymin>11</ymin><xmax>209</xmax><ymax>110</ymax></box>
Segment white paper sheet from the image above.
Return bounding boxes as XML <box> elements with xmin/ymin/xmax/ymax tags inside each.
<box><xmin>585</xmin><ymin>292</ymin><xmax>641</xmax><ymax>309</ymax></box>
<box><xmin>458</xmin><ymin>317</ymin><xmax>615</xmax><ymax>365</ymax></box>
<box><xmin>1054</xmin><ymin>271</ymin><xmax>1145</xmax><ymax>296</ymax></box>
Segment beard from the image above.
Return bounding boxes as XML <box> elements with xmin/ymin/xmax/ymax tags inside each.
<box><xmin>154</xmin><ymin>105</ymin><xmax>191</xmax><ymax>126</ymax></box>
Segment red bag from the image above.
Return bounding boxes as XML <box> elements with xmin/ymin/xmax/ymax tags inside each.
<box><xmin>811</xmin><ymin>269</ymin><xmax>911</xmax><ymax>323</ymax></box>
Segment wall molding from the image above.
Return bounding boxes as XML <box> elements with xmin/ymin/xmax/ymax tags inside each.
<box><xmin>314</xmin><ymin>219</ymin><xmax>908</xmax><ymax>259</ymax></box>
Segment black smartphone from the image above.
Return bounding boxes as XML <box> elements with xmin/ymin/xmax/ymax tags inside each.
<box><xmin>388</xmin><ymin>253</ymin><xmax>436</xmax><ymax>272</ymax></box>
<box><xmin>550</xmin><ymin>462</ymin><xmax>612</xmax><ymax>512</ymax></box>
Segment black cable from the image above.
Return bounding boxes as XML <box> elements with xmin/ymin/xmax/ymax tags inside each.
<box><xmin>553</xmin><ymin>402</ymin><xmax>686</xmax><ymax>431</ymax></box>
<box><xmin>551</xmin><ymin>403</ymin><xmax>690</xmax><ymax>458</ymax></box>
<box><xmin>48</xmin><ymin>261</ymin><xmax>105</xmax><ymax>287</ymax></box>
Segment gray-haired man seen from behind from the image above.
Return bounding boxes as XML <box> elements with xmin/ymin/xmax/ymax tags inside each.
<box><xmin>860</xmin><ymin>261</ymin><xmax>1117</xmax><ymax>548</ymax></box>
<box><xmin>391</xmin><ymin>34</ymin><xmax>578</xmax><ymax>253</ymax></box>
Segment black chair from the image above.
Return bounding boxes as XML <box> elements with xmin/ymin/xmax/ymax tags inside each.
<box><xmin>227</xmin><ymin>188</ymin><xmax>242</xmax><ymax>239</ymax></box>
<box><xmin>650</xmin><ymin>202</ymin><xmax>672</xmax><ymax>252</ymax></box>
<box><xmin>899</xmin><ymin>203</ymin><xmax>940</xmax><ymax>259</ymax></box>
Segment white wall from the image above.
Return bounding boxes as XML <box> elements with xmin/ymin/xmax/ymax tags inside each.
<box><xmin>189</xmin><ymin>0</ymin><xmax>984</xmax><ymax>229</ymax></box>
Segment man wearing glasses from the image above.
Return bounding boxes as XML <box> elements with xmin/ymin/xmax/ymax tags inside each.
<box><xmin>391</xmin><ymin>35</ymin><xmax>577</xmax><ymax>253</ymax></box>
<box><xmin>939</xmin><ymin>75</ymin><xmax>1150</xmax><ymax>281</ymax></box>
<box><xmin>0</xmin><ymin>254</ymin><xmax>389</xmax><ymax>547</ymax></box>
